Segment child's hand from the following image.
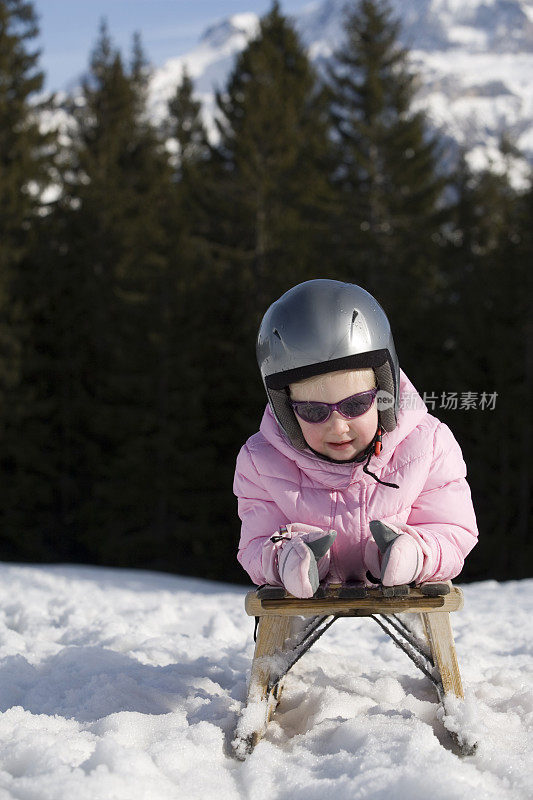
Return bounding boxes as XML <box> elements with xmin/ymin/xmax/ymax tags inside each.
<box><xmin>364</xmin><ymin>520</ymin><xmax>423</xmax><ymax>586</ymax></box>
<box><xmin>273</xmin><ymin>526</ymin><xmax>337</xmax><ymax>598</ymax></box>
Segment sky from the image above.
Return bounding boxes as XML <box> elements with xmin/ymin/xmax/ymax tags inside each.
<box><xmin>34</xmin><ymin>0</ymin><xmax>315</xmax><ymax>93</ymax></box>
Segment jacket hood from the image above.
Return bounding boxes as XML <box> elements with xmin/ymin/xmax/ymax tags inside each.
<box><xmin>259</xmin><ymin>369</ymin><xmax>428</xmax><ymax>490</ymax></box>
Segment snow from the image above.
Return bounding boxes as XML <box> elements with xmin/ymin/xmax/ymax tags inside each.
<box><xmin>0</xmin><ymin>564</ymin><xmax>531</xmax><ymax>799</ymax></box>
<box><xmin>145</xmin><ymin>0</ymin><xmax>533</xmax><ymax>183</ymax></box>
<box><xmin>447</xmin><ymin>25</ymin><xmax>489</xmax><ymax>49</ymax></box>
<box><xmin>148</xmin><ymin>13</ymin><xmax>261</xmax><ymax>125</ymax></box>
<box><xmin>35</xmin><ymin>0</ymin><xmax>533</xmax><ymax>184</ymax></box>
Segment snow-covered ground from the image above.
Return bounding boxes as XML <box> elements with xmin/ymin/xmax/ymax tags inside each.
<box><xmin>0</xmin><ymin>563</ymin><xmax>530</xmax><ymax>799</ymax></box>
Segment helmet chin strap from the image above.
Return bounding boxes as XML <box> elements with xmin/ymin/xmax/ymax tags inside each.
<box><xmin>362</xmin><ymin>427</ymin><xmax>399</xmax><ymax>489</ymax></box>
<box><xmin>374</xmin><ymin>426</ymin><xmax>383</xmax><ymax>456</ymax></box>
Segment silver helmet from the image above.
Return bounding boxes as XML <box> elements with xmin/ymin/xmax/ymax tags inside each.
<box><xmin>257</xmin><ymin>279</ymin><xmax>400</xmax><ymax>450</ymax></box>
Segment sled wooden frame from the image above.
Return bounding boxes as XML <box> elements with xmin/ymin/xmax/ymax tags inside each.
<box><xmin>233</xmin><ymin>582</ymin><xmax>472</xmax><ymax>758</ymax></box>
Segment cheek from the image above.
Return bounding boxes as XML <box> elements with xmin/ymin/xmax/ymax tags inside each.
<box><xmin>297</xmin><ymin>420</ymin><xmax>324</xmax><ymax>451</ymax></box>
<box><xmin>348</xmin><ymin>406</ymin><xmax>379</xmax><ymax>443</ymax></box>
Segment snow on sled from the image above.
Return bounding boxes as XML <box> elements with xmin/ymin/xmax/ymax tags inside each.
<box><xmin>233</xmin><ymin>581</ymin><xmax>478</xmax><ymax>759</ymax></box>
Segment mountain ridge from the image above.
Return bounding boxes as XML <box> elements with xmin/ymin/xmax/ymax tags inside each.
<box><xmin>147</xmin><ymin>0</ymin><xmax>533</xmax><ymax>185</ymax></box>
<box><xmin>44</xmin><ymin>0</ymin><xmax>533</xmax><ymax>187</ymax></box>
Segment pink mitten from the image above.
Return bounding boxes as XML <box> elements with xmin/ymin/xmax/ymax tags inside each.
<box><xmin>364</xmin><ymin>520</ymin><xmax>423</xmax><ymax>586</ymax></box>
<box><xmin>272</xmin><ymin>526</ymin><xmax>336</xmax><ymax>598</ymax></box>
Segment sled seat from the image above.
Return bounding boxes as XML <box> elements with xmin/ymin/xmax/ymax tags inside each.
<box><xmin>234</xmin><ymin>582</ymin><xmax>469</xmax><ymax>758</ymax></box>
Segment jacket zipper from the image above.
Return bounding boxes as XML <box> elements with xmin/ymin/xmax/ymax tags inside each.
<box><xmin>329</xmin><ymin>490</ymin><xmax>341</xmax><ymax>582</ymax></box>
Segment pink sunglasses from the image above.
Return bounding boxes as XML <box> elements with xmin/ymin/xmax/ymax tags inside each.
<box><xmin>291</xmin><ymin>388</ymin><xmax>378</xmax><ymax>424</ymax></box>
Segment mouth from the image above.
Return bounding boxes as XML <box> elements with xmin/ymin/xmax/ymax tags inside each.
<box><xmin>327</xmin><ymin>440</ymin><xmax>355</xmax><ymax>450</ymax></box>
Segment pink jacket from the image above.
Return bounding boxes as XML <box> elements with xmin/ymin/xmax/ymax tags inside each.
<box><xmin>234</xmin><ymin>371</ymin><xmax>478</xmax><ymax>586</ymax></box>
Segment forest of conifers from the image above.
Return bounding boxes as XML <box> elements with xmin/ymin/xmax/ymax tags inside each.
<box><xmin>0</xmin><ymin>0</ymin><xmax>531</xmax><ymax>584</ymax></box>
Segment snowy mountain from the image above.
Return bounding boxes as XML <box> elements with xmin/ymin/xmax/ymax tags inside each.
<box><xmin>0</xmin><ymin>562</ymin><xmax>531</xmax><ymax>798</ymax></box>
<box><xmin>147</xmin><ymin>0</ymin><xmax>533</xmax><ymax>184</ymax></box>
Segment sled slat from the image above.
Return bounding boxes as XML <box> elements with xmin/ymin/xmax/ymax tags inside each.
<box><xmin>245</xmin><ymin>585</ymin><xmax>464</xmax><ymax>617</ymax></box>
<box><xmin>422</xmin><ymin>611</ymin><xmax>464</xmax><ymax>699</ymax></box>
<box><xmin>249</xmin><ymin>615</ymin><xmax>295</xmax><ymax>695</ymax></box>
<box><xmin>233</xmin><ymin>614</ymin><xmax>298</xmax><ymax>758</ymax></box>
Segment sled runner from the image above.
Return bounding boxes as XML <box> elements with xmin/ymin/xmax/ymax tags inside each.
<box><xmin>233</xmin><ymin>581</ymin><xmax>476</xmax><ymax>759</ymax></box>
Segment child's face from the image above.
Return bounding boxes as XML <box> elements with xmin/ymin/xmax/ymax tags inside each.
<box><xmin>289</xmin><ymin>369</ymin><xmax>378</xmax><ymax>461</ymax></box>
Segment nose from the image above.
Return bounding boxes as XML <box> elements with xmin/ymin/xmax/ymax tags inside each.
<box><xmin>327</xmin><ymin>411</ymin><xmax>350</xmax><ymax>433</ymax></box>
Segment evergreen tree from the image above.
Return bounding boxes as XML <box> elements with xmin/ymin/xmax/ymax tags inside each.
<box><xmin>438</xmin><ymin>159</ymin><xmax>532</xmax><ymax>581</ymax></box>
<box><xmin>0</xmin><ymin>0</ymin><xmax>51</xmax><ymax>258</ymax></box>
<box><xmin>188</xmin><ymin>2</ymin><xmax>336</xmax><ymax>579</ymax></box>
<box><xmin>166</xmin><ymin>67</ymin><xmax>210</xmax><ymax>178</ymax></box>
<box><xmin>60</xmin><ymin>22</ymin><xmax>174</xmax><ymax>567</ymax></box>
<box><xmin>205</xmin><ymin>0</ymin><xmax>334</xmax><ymax>427</ymax></box>
<box><xmin>514</xmin><ymin>181</ymin><xmax>533</xmax><ymax>575</ymax></box>
<box><xmin>0</xmin><ymin>0</ymin><xmax>59</xmax><ymax>559</ymax></box>
<box><xmin>150</xmin><ymin>67</ymin><xmax>219</xmax><ymax>576</ymax></box>
<box><xmin>327</xmin><ymin>0</ymin><xmax>447</xmax><ymax>351</ymax></box>
<box><xmin>212</xmin><ymin>0</ymin><xmax>334</xmax><ymax>310</ymax></box>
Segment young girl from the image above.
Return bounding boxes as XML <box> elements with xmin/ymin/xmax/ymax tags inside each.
<box><xmin>234</xmin><ymin>280</ymin><xmax>478</xmax><ymax>598</ymax></box>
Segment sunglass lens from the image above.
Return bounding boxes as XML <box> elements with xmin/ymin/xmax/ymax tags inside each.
<box><xmin>338</xmin><ymin>392</ymin><xmax>374</xmax><ymax>418</ymax></box>
<box><xmin>295</xmin><ymin>402</ymin><xmax>330</xmax><ymax>424</ymax></box>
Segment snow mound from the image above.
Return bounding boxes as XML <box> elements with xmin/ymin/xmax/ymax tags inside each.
<box><xmin>0</xmin><ymin>564</ymin><xmax>531</xmax><ymax>799</ymax></box>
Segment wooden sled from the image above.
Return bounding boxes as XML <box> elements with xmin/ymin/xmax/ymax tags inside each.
<box><xmin>233</xmin><ymin>581</ymin><xmax>476</xmax><ymax>759</ymax></box>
